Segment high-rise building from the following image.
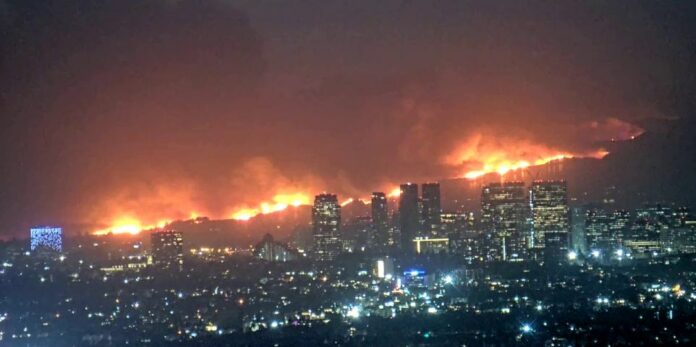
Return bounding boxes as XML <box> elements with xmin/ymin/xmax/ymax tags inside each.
<box><xmin>151</xmin><ymin>229</ymin><xmax>183</xmax><ymax>271</ymax></box>
<box><xmin>30</xmin><ymin>226</ymin><xmax>63</xmax><ymax>252</ymax></box>
<box><xmin>370</xmin><ymin>192</ymin><xmax>389</xmax><ymax>250</ymax></box>
<box><xmin>570</xmin><ymin>206</ymin><xmax>588</xmax><ymax>255</ymax></box>
<box><xmin>531</xmin><ymin>181</ymin><xmax>570</xmax><ymax>262</ymax></box>
<box><xmin>341</xmin><ymin>216</ymin><xmax>371</xmax><ymax>252</ymax></box>
<box><xmin>312</xmin><ymin>193</ymin><xmax>342</xmax><ymax>261</ymax></box>
<box><xmin>398</xmin><ymin>183</ymin><xmax>420</xmax><ymax>253</ymax></box>
<box><xmin>254</xmin><ymin>234</ymin><xmax>299</xmax><ymax>262</ymax></box>
<box><xmin>421</xmin><ymin>183</ymin><xmax>442</xmax><ymax>237</ymax></box>
<box><xmin>481</xmin><ymin>182</ymin><xmax>529</xmax><ymax>262</ymax></box>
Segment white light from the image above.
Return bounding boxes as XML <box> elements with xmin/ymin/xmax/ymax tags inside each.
<box><xmin>567</xmin><ymin>251</ymin><xmax>577</xmax><ymax>261</ymax></box>
<box><xmin>443</xmin><ymin>275</ymin><xmax>454</xmax><ymax>284</ymax></box>
<box><xmin>591</xmin><ymin>250</ymin><xmax>601</xmax><ymax>258</ymax></box>
<box><xmin>346</xmin><ymin>306</ymin><xmax>360</xmax><ymax>319</ymax></box>
<box><xmin>270</xmin><ymin>321</ymin><xmax>279</xmax><ymax>328</ymax></box>
<box><xmin>521</xmin><ymin>324</ymin><xmax>533</xmax><ymax>333</ymax></box>
<box><xmin>615</xmin><ymin>249</ymin><xmax>624</xmax><ymax>257</ymax></box>
<box><xmin>376</xmin><ymin>260</ymin><xmax>385</xmax><ymax>278</ymax></box>
<box><xmin>410</xmin><ymin>270</ymin><xmax>419</xmax><ymax>277</ymax></box>
<box><xmin>427</xmin><ymin>307</ymin><xmax>437</xmax><ymax>314</ymax></box>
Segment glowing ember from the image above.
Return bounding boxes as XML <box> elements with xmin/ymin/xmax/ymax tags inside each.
<box><xmin>231</xmin><ymin>193</ymin><xmax>311</xmax><ymax>221</ymax></box>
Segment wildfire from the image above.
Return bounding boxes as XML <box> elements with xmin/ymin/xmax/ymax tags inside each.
<box><xmin>446</xmin><ymin>134</ymin><xmax>611</xmax><ymax>180</ymax></box>
<box><xmin>387</xmin><ymin>187</ymin><xmax>401</xmax><ymax>198</ymax></box>
<box><xmin>231</xmin><ymin>193</ymin><xmax>310</xmax><ymax>221</ymax></box>
<box><xmin>93</xmin><ymin>216</ymin><xmax>173</xmax><ymax>236</ymax></box>
<box><xmin>461</xmin><ymin>150</ymin><xmax>608</xmax><ymax>179</ymax></box>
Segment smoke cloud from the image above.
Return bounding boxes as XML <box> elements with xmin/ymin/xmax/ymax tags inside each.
<box><xmin>0</xmin><ymin>0</ymin><xmax>693</xmax><ymax>236</ymax></box>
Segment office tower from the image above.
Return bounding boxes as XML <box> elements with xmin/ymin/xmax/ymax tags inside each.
<box><xmin>531</xmin><ymin>181</ymin><xmax>570</xmax><ymax>262</ymax></box>
<box><xmin>585</xmin><ymin>207</ymin><xmax>611</xmax><ymax>253</ymax></box>
<box><xmin>370</xmin><ymin>192</ymin><xmax>389</xmax><ymax>250</ymax></box>
<box><xmin>312</xmin><ymin>193</ymin><xmax>342</xmax><ymax>261</ymax></box>
<box><xmin>29</xmin><ymin>226</ymin><xmax>63</xmax><ymax>252</ymax></box>
<box><xmin>374</xmin><ymin>257</ymin><xmax>395</xmax><ymax>278</ymax></box>
<box><xmin>341</xmin><ymin>216</ymin><xmax>371</xmax><ymax>252</ymax></box>
<box><xmin>421</xmin><ymin>183</ymin><xmax>442</xmax><ymax>237</ymax></box>
<box><xmin>151</xmin><ymin>229</ymin><xmax>184</xmax><ymax>271</ymax></box>
<box><xmin>627</xmin><ymin>204</ymin><xmax>673</xmax><ymax>256</ymax></box>
<box><xmin>398</xmin><ymin>183</ymin><xmax>420</xmax><ymax>253</ymax></box>
<box><xmin>570</xmin><ymin>206</ymin><xmax>588</xmax><ymax>255</ymax></box>
<box><xmin>254</xmin><ymin>234</ymin><xmax>298</xmax><ymax>262</ymax></box>
<box><xmin>609</xmin><ymin>210</ymin><xmax>631</xmax><ymax>248</ymax></box>
<box><xmin>481</xmin><ymin>182</ymin><xmax>529</xmax><ymax>262</ymax></box>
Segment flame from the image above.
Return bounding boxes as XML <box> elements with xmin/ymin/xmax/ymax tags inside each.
<box><xmin>231</xmin><ymin>193</ymin><xmax>310</xmax><ymax>221</ymax></box>
<box><xmin>93</xmin><ymin>216</ymin><xmax>144</xmax><ymax>236</ymax></box>
<box><xmin>387</xmin><ymin>187</ymin><xmax>401</xmax><ymax>198</ymax></box>
<box><xmin>461</xmin><ymin>150</ymin><xmax>608</xmax><ymax>179</ymax></box>
<box><xmin>447</xmin><ymin>134</ymin><xmax>610</xmax><ymax>180</ymax></box>
<box><xmin>340</xmin><ymin>198</ymin><xmax>354</xmax><ymax>207</ymax></box>
<box><xmin>93</xmin><ymin>214</ymin><xmax>186</xmax><ymax>236</ymax></box>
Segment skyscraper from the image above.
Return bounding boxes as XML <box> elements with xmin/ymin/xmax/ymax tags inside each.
<box><xmin>254</xmin><ymin>234</ymin><xmax>299</xmax><ymax>262</ymax></box>
<box><xmin>421</xmin><ymin>183</ymin><xmax>442</xmax><ymax>237</ymax></box>
<box><xmin>151</xmin><ymin>229</ymin><xmax>183</xmax><ymax>271</ymax></box>
<box><xmin>30</xmin><ymin>226</ymin><xmax>62</xmax><ymax>252</ymax></box>
<box><xmin>312</xmin><ymin>193</ymin><xmax>342</xmax><ymax>261</ymax></box>
<box><xmin>531</xmin><ymin>181</ymin><xmax>570</xmax><ymax>262</ymax></box>
<box><xmin>398</xmin><ymin>183</ymin><xmax>419</xmax><ymax>253</ymax></box>
<box><xmin>570</xmin><ymin>206</ymin><xmax>588</xmax><ymax>255</ymax></box>
<box><xmin>370</xmin><ymin>192</ymin><xmax>389</xmax><ymax>250</ymax></box>
<box><xmin>481</xmin><ymin>182</ymin><xmax>529</xmax><ymax>262</ymax></box>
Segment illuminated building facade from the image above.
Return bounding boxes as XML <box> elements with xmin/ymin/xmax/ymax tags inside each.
<box><xmin>312</xmin><ymin>193</ymin><xmax>341</xmax><ymax>261</ymax></box>
<box><xmin>398</xmin><ymin>183</ymin><xmax>420</xmax><ymax>253</ymax></box>
<box><xmin>570</xmin><ymin>206</ymin><xmax>588</xmax><ymax>255</ymax></box>
<box><xmin>254</xmin><ymin>234</ymin><xmax>299</xmax><ymax>262</ymax></box>
<box><xmin>585</xmin><ymin>207</ymin><xmax>611</xmax><ymax>252</ymax></box>
<box><xmin>30</xmin><ymin>226</ymin><xmax>63</xmax><ymax>252</ymax></box>
<box><xmin>413</xmin><ymin>237</ymin><xmax>449</xmax><ymax>254</ymax></box>
<box><xmin>421</xmin><ymin>183</ymin><xmax>442</xmax><ymax>237</ymax></box>
<box><xmin>151</xmin><ymin>229</ymin><xmax>184</xmax><ymax>271</ymax></box>
<box><xmin>444</xmin><ymin>212</ymin><xmax>482</xmax><ymax>262</ymax></box>
<box><xmin>373</xmin><ymin>257</ymin><xmax>395</xmax><ymax>278</ymax></box>
<box><xmin>530</xmin><ymin>181</ymin><xmax>569</xmax><ymax>262</ymax></box>
<box><xmin>370</xmin><ymin>192</ymin><xmax>389</xmax><ymax>250</ymax></box>
<box><xmin>481</xmin><ymin>182</ymin><xmax>529</xmax><ymax>262</ymax></box>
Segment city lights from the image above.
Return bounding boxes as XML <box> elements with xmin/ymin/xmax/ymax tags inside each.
<box><xmin>1</xmin><ymin>1</ymin><xmax>693</xmax><ymax>346</ymax></box>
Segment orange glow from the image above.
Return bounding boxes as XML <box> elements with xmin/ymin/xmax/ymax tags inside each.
<box><xmin>387</xmin><ymin>187</ymin><xmax>401</xmax><ymax>198</ymax></box>
<box><xmin>462</xmin><ymin>151</ymin><xmax>608</xmax><ymax>179</ymax></box>
<box><xmin>93</xmin><ymin>216</ymin><xmax>173</xmax><ymax>236</ymax></box>
<box><xmin>231</xmin><ymin>192</ymin><xmax>311</xmax><ymax>221</ymax></box>
<box><xmin>94</xmin><ymin>216</ymin><xmax>144</xmax><ymax>236</ymax></box>
<box><xmin>447</xmin><ymin>135</ymin><xmax>610</xmax><ymax>180</ymax></box>
<box><xmin>340</xmin><ymin>198</ymin><xmax>354</xmax><ymax>207</ymax></box>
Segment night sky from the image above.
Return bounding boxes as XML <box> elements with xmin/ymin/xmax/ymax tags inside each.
<box><xmin>1</xmin><ymin>0</ymin><xmax>695</xmax><ymax>238</ymax></box>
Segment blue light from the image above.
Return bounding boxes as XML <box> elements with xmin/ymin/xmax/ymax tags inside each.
<box><xmin>404</xmin><ymin>269</ymin><xmax>425</xmax><ymax>277</ymax></box>
<box><xmin>521</xmin><ymin>323</ymin><xmax>533</xmax><ymax>334</ymax></box>
<box><xmin>30</xmin><ymin>226</ymin><xmax>62</xmax><ymax>252</ymax></box>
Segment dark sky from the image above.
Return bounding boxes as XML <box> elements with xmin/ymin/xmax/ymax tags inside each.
<box><xmin>1</xmin><ymin>0</ymin><xmax>695</xmax><ymax>237</ymax></box>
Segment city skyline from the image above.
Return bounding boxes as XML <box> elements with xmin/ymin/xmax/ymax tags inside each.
<box><xmin>1</xmin><ymin>1</ymin><xmax>696</xmax><ymax>238</ymax></box>
<box><xmin>2</xmin><ymin>1</ymin><xmax>696</xmax><ymax>345</ymax></box>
